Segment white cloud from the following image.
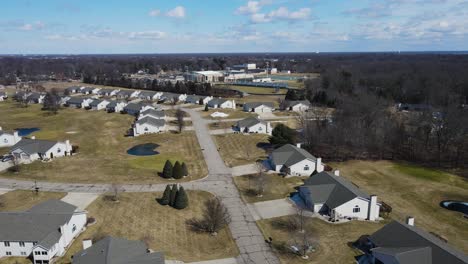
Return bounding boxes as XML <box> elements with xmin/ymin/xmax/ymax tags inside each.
<box><xmin>249</xmin><ymin>7</ymin><xmax>312</xmax><ymax>23</ymax></box>
<box><xmin>148</xmin><ymin>9</ymin><xmax>161</xmax><ymax>17</ymax></box>
<box><xmin>166</xmin><ymin>6</ymin><xmax>186</xmax><ymax>19</ymax></box>
<box><xmin>128</xmin><ymin>31</ymin><xmax>167</xmax><ymax>40</ymax></box>
<box><xmin>19</xmin><ymin>21</ymin><xmax>45</xmax><ymax>31</ymax></box>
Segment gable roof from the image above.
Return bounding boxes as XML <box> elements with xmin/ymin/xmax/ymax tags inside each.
<box><xmin>185</xmin><ymin>95</ymin><xmax>202</xmax><ymax>103</ymax></box>
<box><xmin>244</xmin><ymin>102</ymin><xmax>274</xmax><ymax>109</ymax></box>
<box><xmin>72</xmin><ymin>237</ymin><xmax>165</xmax><ymax>264</ymax></box>
<box><xmin>236</xmin><ymin>116</ymin><xmax>264</xmax><ymax>128</ymax></box>
<box><xmin>369</xmin><ymin>221</ymin><xmax>468</xmax><ymax>264</ymax></box>
<box><xmin>106</xmin><ymin>100</ymin><xmax>126</xmax><ymax>108</ymax></box>
<box><xmin>0</xmin><ymin>200</ymin><xmax>78</xmax><ymax>249</ymax></box>
<box><xmin>65</xmin><ymin>86</ymin><xmax>81</xmax><ymax>92</ymax></box>
<box><xmin>208</xmin><ymin>98</ymin><xmax>228</xmax><ymax>106</ymax></box>
<box><xmin>140</xmin><ymin>109</ymin><xmax>165</xmax><ymax>118</ymax></box>
<box><xmin>67</xmin><ymin>97</ymin><xmax>87</xmax><ymax>104</ymax></box>
<box><xmin>136</xmin><ymin>117</ymin><xmax>166</xmax><ymax>127</ymax></box>
<box><xmin>271</xmin><ymin>144</ymin><xmax>317</xmax><ymax>167</ymax></box>
<box><xmin>98</xmin><ymin>88</ymin><xmax>117</xmax><ymax>95</ymax></box>
<box><xmin>139</xmin><ymin>91</ymin><xmax>157</xmax><ymax>98</ymax></box>
<box><xmin>371</xmin><ymin>246</ymin><xmax>432</xmax><ymax>264</ymax></box>
<box><xmin>285</xmin><ymin>100</ymin><xmax>311</xmax><ymax>108</ymax></box>
<box><xmin>89</xmin><ymin>99</ymin><xmax>107</xmax><ymax>107</ymax></box>
<box><xmin>301</xmin><ymin>171</ymin><xmax>371</xmax><ymax>208</ymax></box>
<box><xmin>11</xmin><ymin>138</ymin><xmax>59</xmax><ymax>155</ymax></box>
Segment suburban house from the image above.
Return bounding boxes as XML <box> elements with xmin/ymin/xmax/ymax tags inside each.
<box><xmin>138</xmin><ymin>91</ymin><xmax>162</xmax><ymax>101</ymax></box>
<box><xmin>243</xmin><ymin>102</ymin><xmax>275</xmax><ymax>113</ymax></box>
<box><xmin>297</xmin><ymin>171</ymin><xmax>380</xmax><ymax>221</ymax></box>
<box><xmin>133</xmin><ymin>117</ymin><xmax>166</xmax><ymax>136</ymax></box>
<box><xmin>138</xmin><ymin>109</ymin><xmax>166</xmax><ymax>120</ymax></box>
<box><xmin>269</xmin><ymin>144</ymin><xmax>324</xmax><ymax>176</ymax></box>
<box><xmin>65</xmin><ymin>97</ymin><xmax>93</xmax><ymax>108</ymax></box>
<box><xmin>65</xmin><ymin>86</ymin><xmax>82</xmax><ymax>94</ymax></box>
<box><xmin>160</xmin><ymin>92</ymin><xmax>187</xmax><ymax>103</ymax></box>
<box><xmin>88</xmin><ymin>99</ymin><xmax>110</xmax><ymax>111</ymax></box>
<box><xmin>357</xmin><ymin>217</ymin><xmax>468</xmax><ymax>264</ymax></box>
<box><xmin>234</xmin><ymin>117</ymin><xmax>272</xmax><ymax>135</ymax></box>
<box><xmin>80</xmin><ymin>87</ymin><xmax>96</xmax><ymax>95</ymax></box>
<box><xmin>116</xmin><ymin>90</ymin><xmax>140</xmax><ymax>99</ymax></box>
<box><xmin>123</xmin><ymin>103</ymin><xmax>155</xmax><ymax>116</ymax></box>
<box><xmin>283</xmin><ymin>100</ymin><xmax>311</xmax><ymax>112</ymax></box>
<box><xmin>10</xmin><ymin>137</ymin><xmax>73</xmax><ymax>162</ymax></box>
<box><xmin>0</xmin><ymin>91</ymin><xmax>7</xmax><ymax>101</ymax></box>
<box><xmin>26</xmin><ymin>93</ymin><xmax>46</xmax><ymax>104</ymax></box>
<box><xmin>207</xmin><ymin>98</ymin><xmax>236</xmax><ymax>109</ymax></box>
<box><xmin>105</xmin><ymin>100</ymin><xmax>127</xmax><ymax>113</ymax></box>
<box><xmin>72</xmin><ymin>236</ymin><xmax>165</xmax><ymax>264</ymax></box>
<box><xmin>60</xmin><ymin>96</ymin><xmax>71</xmax><ymax>106</ymax></box>
<box><xmin>97</xmin><ymin>88</ymin><xmax>119</xmax><ymax>97</ymax></box>
<box><xmin>0</xmin><ymin>127</ymin><xmax>22</xmax><ymax>147</ymax></box>
<box><xmin>13</xmin><ymin>91</ymin><xmax>30</xmax><ymax>102</ymax></box>
<box><xmin>0</xmin><ymin>200</ymin><xmax>87</xmax><ymax>264</ymax></box>
<box><xmin>185</xmin><ymin>95</ymin><xmax>213</xmax><ymax>105</ymax></box>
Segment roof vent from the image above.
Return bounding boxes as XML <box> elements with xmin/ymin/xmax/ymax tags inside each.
<box><xmin>406</xmin><ymin>216</ymin><xmax>415</xmax><ymax>226</ymax></box>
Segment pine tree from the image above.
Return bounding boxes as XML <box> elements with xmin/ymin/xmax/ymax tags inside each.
<box><xmin>174</xmin><ymin>186</ymin><xmax>189</xmax><ymax>209</ymax></box>
<box><xmin>162</xmin><ymin>160</ymin><xmax>173</xmax><ymax>179</ymax></box>
<box><xmin>159</xmin><ymin>185</ymin><xmax>171</xmax><ymax>205</ymax></box>
<box><xmin>204</xmin><ymin>104</ymin><xmax>209</xmax><ymax>111</ymax></box>
<box><xmin>173</xmin><ymin>161</ymin><xmax>183</xmax><ymax>179</ymax></box>
<box><xmin>169</xmin><ymin>184</ymin><xmax>178</xmax><ymax>207</ymax></box>
<box><xmin>181</xmin><ymin>162</ymin><xmax>188</xmax><ymax>176</ymax></box>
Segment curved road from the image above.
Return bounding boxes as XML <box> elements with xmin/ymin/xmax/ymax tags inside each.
<box><xmin>0</xmin><ymin>108</ymin><xmax>280</xmax><ymax>264</ymax></box>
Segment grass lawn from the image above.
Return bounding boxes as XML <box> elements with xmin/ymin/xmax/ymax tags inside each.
<box><xmin>208</xmin><ymin>121</ymin><xmax>236</xmax><ymax>130</ymax></box>
<box><xmin>220</xmin><ymin>85</ymin><xmax>288</xmax><ymax>95</ymax></box>
<box><xmin>0</xmin><ymin>257</ymin><xmax>33</xmax><ymax>264</ymax></box>
<box><xmin>56</xmin><ymin>191</ymin><xmax>239</xmax><ymax>263</ymax></box>
<box><xmin>0</xmin><ymin>101</ymin><xmax>207</xmax><ymax>184</ymax></box>
<box><xmin>257</xmin><ymin>216</ymin><xmax>386</xmax><ymax>264</ymax></box>
<box><xmin>0</xmin><ymin>190</ymin><xmax>66</xmax><ymax>211</ymax></box>
<box><xmin>271</xmin><ymin>119</ymin><xmax>300</xmax><ymax>129</ymax></box>
<box><xmin>201</xmin><ymin>108</ymin><xmax>257</xmax><ymax>120</ymax></box>
<box><xmin>214</xmin><ymin>134</ymin><xmax>269</xmax><ymax>167</ymax></box>
<box><xmin>233</xmin><ymin>174</ymin><xmax>305</xmax><ymax>203</ymax></box>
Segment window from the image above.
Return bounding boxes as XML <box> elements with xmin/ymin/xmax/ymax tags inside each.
<box><xmin>4</xmin><ymin>241</ymin><xmax>10</xmax><ymax>247</ymax></box>
<box><xmin>304</xmin><ymin>165</ymin><xmax>310</xmax><ymax>171</ymax></box>
<box><xmin>33</xmin><ymin>242</ymin><xmax>38</xmax><ymax>246</ymax></box>
<box><xmin>144</xmin><ymin>127</ymin><xmax>149</xmax><ymax>131</ymax></box>
<box><xmin>3</xmin><ymin>138</ymin><xmax>7</xmax><ymax>143</ymax></box>
<box><xmin>72</xmin><ymin>224</ymin><xmax>77</xmax><ymax>232</ymax></box>
<box><xmin>42</xmin><ymin>251</ymin><xmax>47</xmax><ymax>255</ymax></box>
<box><xmin>20</xmin><ymin>241</ymin><xmax>25</xmax><ymax>247</ymax></box>
<box><xmin>6</xmin><ymin>251</ymin><xmax>11</xmax><ymax>256</ymax></box>
<box><xmin>353</xmin><ymin>206</ymin><xmax>360</xmax><ymax>213</ymax></box>
<box><xmin>57</xmin><ymin>148</ymin><xmax>61</xmax><ymax>153</ymax></box>
<box><xmin>21</xmin><ymin>251</ymin><xmax>27</xmax><ymax>256</ymax></box>
<box><xmin>258</xmin><ymin>127</ymin><xmax>263</xmax><ymax>131</ymax></box>
<box><xmin>35</xmin><ymin>251</ymin><xmax>41</xmax><ymax>255</ymax></box>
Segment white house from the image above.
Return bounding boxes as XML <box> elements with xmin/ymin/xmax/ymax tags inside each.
<box><xmin>138</xmin><ymin>91</ymin><xmax>162</xmax><ymax>101</ymax></box>
<box><xmin>97</xmin><ymin>88</ymin><xmax>120</xmax><ymax>97</ymax></box>
<box><xmin>138</xmin><ymin>109</ymin><xmax>165</xmax><ymax>120</ymax></box>
<box><xmin>160</xmin><ymin>93</ymin><xmax>187</xmax><ymax>103</ymax></box>
<box><xmin>105</xmin><ymin>101</ymin><xmax>127</xmax><ymax>113</ymax></box>
<box><xmin>283</xmin><ymin>100</ymin><xmax>311</xmax><ymax>112</ymax></box>
<box><xmin>297</xmin><ymin>171</ymin><xmax>380</xmax><ymax>221</ymax></box>
<box><xmin>80</xmin><ymin>87</ymin><xmax>95</xmax><ymax>95</ymax></box>
<box><xmin>88</xmin><ymin>99</ymin><xmax>110</xmax><ymax>111</ymax></box>
<box><xmin>0</xmin><ymin>127</ymin><xmax>22</xmax><ymax>147</ymax></box>
<box><xmin>123</xmin><ymin>103</ymin><xmax>155</xmax><ymax>116</ymax></box>
<box><xmin>207</xmin><ymin>98</ymin><xmax>236</xmax><ymax>109</ymax></box>
<box><xmin>116</xmin><ymin>90</ymin><xmax>140</xmax><ymax>99</ymax></box>
<box><xmin>234</xmin><ymin>117</ymin><xmax>272</xmax><ymax>135</ymax></box>
<box><xmin>0</xmin><ymin>200</ymin><xmax>87</xmax><ymax>264</ymax></box>
<box><xmin>133</xmin><ymin>117</ymin><xmax>166</xmax><ymax>137</ymax></box>
<box><xmin>185</xmin><ymin>95</ymin><xmax>213</xmax><ymax>105</ymax></box>
<box><xmin>66</xmin><ymin>97</ymin><xmax>93</xmax><ymax>109</ymax></box>
<box><xmin>26</xmin><ymin>93</ymin><xmax>46</xmax><ymax>104</ymax></box>
<box><xmin>269</xmin><ymin>144</ymin><xmax>324</xmax><ymax>176</ymax></box>
<box><xmin>186</xmin><ymin>71</ymin><xmax>224</xmax><ymax>83</ymax></box>
<box><xmin>65</xmin><ymin>86</ymin><xmax>82</xmax><ymax>94</ymax></box>
<box><xmin>10</xmin><ymin>138</ymin><xmax>73</xmax><ymax>163</ymax></box>
<box><xmin>0</xmin><ymin>91</ymin><xmax>7</xmax><ymax>101</ymax></box>
<box><xmin>243</xmin><ymin>102</ymin><xmax>275</xmax><ymax>113</ymax></box>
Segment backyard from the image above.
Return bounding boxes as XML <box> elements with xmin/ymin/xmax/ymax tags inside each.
<box><xmin>213</xmin><ymin>133</ymin><xmax>270</xmax><ymax>167</ymax></box>
<box><xmin>56</xmin><ymin>191</ymin><xmax>239</xmax><ymax>263</ymax></box>
<box><xmin>0</xmin><ymin>101</ymin><xmax>207</xmax><ymax>183</ymax></box>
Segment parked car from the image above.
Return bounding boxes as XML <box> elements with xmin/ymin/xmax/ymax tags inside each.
<box><xmin>1</xmin><ymin>155</ymin><xmax>13</xmax><ymax>162</ymax></box>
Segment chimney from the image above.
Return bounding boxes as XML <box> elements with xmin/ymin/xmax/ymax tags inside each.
<box><xmin>367</xmin><ymin>195</ymin><xmax>378</xmax><ymax>221</ymax></box>
<box><xmin>406</xmin><ymin>216</ymin><xmax>415</xmax><ymax>226</ymax></box>
<box><xmin>334</xmin><ymin>170</ymin><xmax>340</xmax><ymax>176</ymax></box>
<box><xmin>0</xmin><ymin>126</ymin><xmax>2</xmax><ymax>131</ymax></box>
<box><xmin>316</xmin><ymin>158</ymin><xmax>323</xmax><ymax>172</ymax></box>
<box><xmin>66</xmin><ymin>140</ymin><xmax>70</xmax><ymax>146</ymax></box>
<box><xmin>31</xmin><ymin>136</ymin><xmax>36</xmax><ymax>140</ymax></box>
<box><xmin>296</xmin><ymin>143</ymin><xmax>302</xmax><ymax>148</ymax></box>
<box><xmin>82</xmin><ymin>239</ymin><xmax>93</xmax><ymax>250</ymax></box>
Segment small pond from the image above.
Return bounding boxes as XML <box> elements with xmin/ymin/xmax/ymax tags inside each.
<box><xmin>127</xmin><ymin>143</ymin><xmax>160</xmax><ymax>156</ymax></box>
<box><xmin>15</xmin><ymin>127</ymin><xmax>40</xmax><ymax>136</ymax></box>
<box><xmin>440</xmin><ymin>200</ymin><xmax>468</xmax><ymax>215</ymax></box>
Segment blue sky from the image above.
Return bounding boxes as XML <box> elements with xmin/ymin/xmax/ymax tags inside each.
<box><xmin>0</xmin><ymin>0</ymin><xmax>467</xmax><ymax>53</ymax></box>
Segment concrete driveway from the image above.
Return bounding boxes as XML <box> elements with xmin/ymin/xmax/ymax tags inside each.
<box><xmin>247</xmin><ymin>199</ymin><xmax>297</xmax><ymax>221</ymax></box>
<box><xmin>0</xmin><ymin>161</ymin><xmax>12</xmax><ymax>173</ymax></box>
<box><xmin>61</xmin><ymin>192</ymin><xmax>100</xmax><ymax>210</ymax></box>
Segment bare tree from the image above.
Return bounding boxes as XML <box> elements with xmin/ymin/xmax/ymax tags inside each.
<box><xmin>107</xmin><ymin>184</ymin><xmax>122</xmax><ymax>202</ymax></box>
<box><xmin>175</xmin><ymin>109</ymin><xmax>185</xmax><ymax>133</ymax></box>
<box><xmin>252</xmin><ymin>161</ymin><xmax>269</xmax><ymax>197</ymax></box>
<box><xmin>43</xmin><ymin>88</ymin><xmax>61</xmax><ymax>114</ymax></box>
<box><xmin>8</xmin><ymin>155</ymin><xmax>21</xmax><ymax>173</ymax></box>
<box><xmin>288</xmin><ymin>230</ymin><xmax>318</xmax><ymax>259</ymax></box>
<box><xmin>186</xmin><ymin>197</ymin><xmax>231</xmax><ymax>236</ymax></box>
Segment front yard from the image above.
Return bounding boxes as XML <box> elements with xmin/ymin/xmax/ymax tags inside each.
<box><xmin>56</xmin><ymin>191</ymin><xmax>239</xmax><ymax>263</ymax></box>
<box><xmin>213</xmin><ymin>133</ymin><xmax>270</xmax><ymax>167</ymax></box>
<box><xmin>201</xmin><ymin>108</ymin><xmax>257</xmax><ymax>120</ymax></box>
<box><xmin>0</xmin><ymin>190</ymin><xmax>66</xmax><ymax>211</ymax></box>
<box><xmin>0</xmin><ymin>101</ymin><xmax>207</xmax><ymax>183</ymax></box>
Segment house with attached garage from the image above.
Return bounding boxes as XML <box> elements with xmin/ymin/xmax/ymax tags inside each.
<box><xmin>138</xmin><ymin>109</ymin><xmax>166</xmax><ymax>120</ymax></box>
<box><xmin>59</xmin><ymin>96</ymin><xmax>71</xmax><ymax>106</ymax></box>
<box><xmin>185</xmin><ymin>95</ymin><xmax>213</xmax><ymax>105</ymax></box>
<box><xmin>297</xmin><ymin>170</ymin><xmax>380</xmax><ymax>221</ymax></box>
<box><xmin>356</xmin><ymin>217</ymin><xmax>468</xmax><ymax>264</ymax></box>
<box><xmin>269</xmin><ymin>144</ymin><xmax>324</xmax><ymax>176</ymax></box>
<box><xmin>0</xmin><ymin>127</ymin><xmax>22</xmax><ymax>147</ymax></box>
<box><xmin>243</xmin><ymin>102</ymin><xmax>275</xmax><ymax>113</ymax></box>
<box><xmin>88</xmin><ymin>99</ymin><xmax>110</xmax><ymax>111</ymax></box>
<box><xmin>283</xmin><ymin>100</ymin><xmax>311</xmax><ymax>112</ymax></box>
<box><xmin>234</xmin><ymin>117</ymin><xmax>272</xmax><ymax>135</ymax></box>
<box><xmin>116</xmin><ymin>90</ymin><xmax>140</xmax><ymax>99</ymax></box>
<box><xmin>123</xmin><ymin>103</ymin><xmax>155</xmax><ymax>116</ymax></box>
<box><xmin>138</xmin><ymin>91</ymin><xmax>162</xmax><ymax>101</ymax></box>
<box><xmin>65</xmin><ymin>97</ymin><xmax>93</xmax><ymax>109</ymax></box>
<box><xmin>72</xmin><ymin>236</ymin><xmax>165</xmax><ymax>264</ymax></box>
<box><xmin>80</xmin><ymin>87</ymin><xmax>98</xmax><ymax>95</ymax></box>
<box><xmin>10</xmin><ymin>137</ymin><xmax>73</xmax><ymax>163</ymax></box>
<box><xmin>160</xmin><ymin>92</ymin><xmax>187</xmax><ymax>103</ymax></box>
<box><xmin>26</xmin><ymin>93</ymin><xmax>46</xmax><ymax>104</ymax></box>
<box><xmin>0</xmin><ymin>200</ymin><xmax>87</xmax><ymax>264</ymax></box>
<box><xmin>133</xmin><ymin>117</ymin><xmax>166</xmax><ymax>136</ymax></box>
<box><xmin>97</xmin><ymin>88</ymin><xmax>120</xmax><ymax>97</ymax></box>
<box><xmin>207</xmin><ymin>98</ymin><xmax>236</xmax><ymax>109</ymax></box>
<box><xmin>105</xmin><ymin>100</ymin><xmax>127</xmax><ymax>113</ymax></box>
<box><xmin>65</xmin><ymin>86</ymin><xmax>82</xmax><ymax>94</ymax></box>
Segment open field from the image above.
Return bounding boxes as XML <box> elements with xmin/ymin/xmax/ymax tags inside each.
<box><xmin>233</xmin><ymin>174</ymin><xmax>305</xmax><ymax>203</ymax></box>
<box><xmin>270</xmin><ymin>118</ymin><xmax>299</xmax><ymax>129</ymax></box>
<box><xmin>0</xmin><ymin>101</ymin><xmax>207</xmax><ymax>183</ymax></box>
<box><xmin>328</xmin><ymin>160</ymin><xmax>468</xmax><ymax>253</ymax></box>
<box><xmin>0</xmin><ymin>190</ymin><xmax>66</xmax><ymax>211</ymax></box>
<box><xmin>257</xmin><ymin>216</ymin><xmax>386</xmax><ymax>264</ymax></box>
<box><xmin>213</xmin><ymin>134</ymin><xmax>269</xmax><ymax>167</ymax></box>
<box><xmin>218</xmin><ymin>85</ymin><xmax>288</xmax><ymax>95</ymax></box>
<box><xmin>201</xmin><ymin>108</ymin><xmax>257</xmax><ymax>120</ymax></box>
<box><xmin>56</xmin><ymin>191</ymin><xmax>239</xmax><ymax>263</ymax></box>
<box><xmin>209</xmin><ymin>121</ymin><xmax>236</xmax><ymax>130</ymax></box>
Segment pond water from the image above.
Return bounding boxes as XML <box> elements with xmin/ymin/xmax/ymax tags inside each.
<box><xmin>127</xmin><ymin>143</ymin><xmax>160</xmax><ymax>156</ymax></box>
<box><xmin>15</xmin><ymin>127</ymin><xmax>40</xmax><ymax>136</ymax></box>
<box><xmin>440</xmin><ymin>200</ymin><xmax>468</xmax><ymax>215</ymax></box>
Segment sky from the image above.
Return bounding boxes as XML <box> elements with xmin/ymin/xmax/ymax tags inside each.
<box><xmin>0</xmin><ymin>0</ymin><xmax>467</xmax><ymax>54</ymax></box>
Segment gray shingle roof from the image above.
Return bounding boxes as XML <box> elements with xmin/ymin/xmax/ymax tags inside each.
<box><xmin>186</xmin><ymin>95</ymin><xmax>202</xmax><ymax>103</ymax></box>
<box><xmin>371</xmin><ymin>246</ymin><xmax>432</xmax><ymax>264</ymax></box>
<box><xmin>98</xmin><ymin>89</ymin><xmax>116</xmax><ymax>95</ymax></box>
<box><xmin>124</xmin><ymin>103</ymin><xmax>145</xmax><ymax>112</ymax></box>
<box><xmin>208</xmin><ymin>98</ymin><xmax>227</xmax><ymax>106</ymax></box>
<box><xmin>140</xmin><ymin>109</ymin><xmax>165</xmax><ymax>119</ymax></box>
<box><xmin>271</xmin><ymin>144</ymin><xmax>317</xmax><ymax>167</ymax></box>
<box><xmin>369</xmin><ymin>221</ymin><xmax>468</xmax><ymax>264</ymax></box>
<box><xmin>89</xmin><ymin>99</ymin><xmax>104</xmax><ymax>107</ymax></box>
<box><xmin>11</xmin><ymin>138</ymin><xmax>59</xmax><ymax>155</ymax></box>
<box><xmin>244</xmin><ymin>102</ymin><xmax>274</xmax><ymax>109</ymax></box>
<box><xmin>72</xmin><ymin>237</ymin><xmax>165</xmax><ymax>264</ymax></box>
<box><xmin>136</xmin><ymin>117</ymin><xmax>166</xmax><ymax>127</ymax></box>
<box><xmin>106</xmin><ymin>101</ymin><xmax>125</xmax><ymax>108</ymax></box>
<box><xmin>139</xmin><ymin>91</ymin><xmax>157</xmax><ymax>98</ymax></box>
<box><xmin>0</xmin><ymin>200</ymin><xmax>78</xmax><ymax>250</ymax></box>
<box><xmin>301</xmin><ymin>171</ymin><xmax>371</xmax><ymax>208</ymax></box>
<box><xmin>285</xmin><ymin>100</ymin><xmax>311</xmax><ymax>108</ymax></box>
<box><xmin>236</xmin><ymin>116</ymin><xmax>263</xmax><ymax>128</ymax></box>
<box><xmin>67</xmin><ymin>97</ymin><xmax>86</xmax><ymax>104</ymax></box>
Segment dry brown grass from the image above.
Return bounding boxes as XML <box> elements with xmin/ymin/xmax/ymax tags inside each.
<box><xmin>56</xmin><ymin>191</ymin><xmax>239</xmax><ymax>263</ymax></box>
<box><xmin>0</xmin><ymin>190</ymin><xmax>66</xmax><ymax>212</ymax></box>
<box><xmin>0</xmin><ymin>101</ymin><xmax>207</xmax><ymax>184</ymax></box>
<box><xmin>201</xmin><ymin>108</ymin><xmax>257</xmax><ymax>120</ymax></box>
<box><xmin>0</xmin><ymin>257</ymin><xmax>33</xmax><ymax>264</ymax></box>
<box><xmin>213</xmin><ymin>134</ymin><xmax>269</xmax><ymax>167</ymax></box>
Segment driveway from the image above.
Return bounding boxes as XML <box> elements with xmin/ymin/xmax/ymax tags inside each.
<box><xmin>61</xmin><ymin>192</ymin><xmax>100</xmax><ymax>210</ymax></box>
<box><xmin>209</xmin><ymin>129</ymin><xmax>234</xmax><ymax>135</ymax></box>
<box><xmin>231</xmin><ymin>164</ymin><xmax>259</xmax><ymax>177</ymax></box>
<box><xmin>247</xmin><ymin>199</ymin><xmax>297</xmax><ymax>221</ymax></box>
<box><xmin>0</xmin><ymin>161</ymin><xmax>12</xmax><ymax>173</ymax></box>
